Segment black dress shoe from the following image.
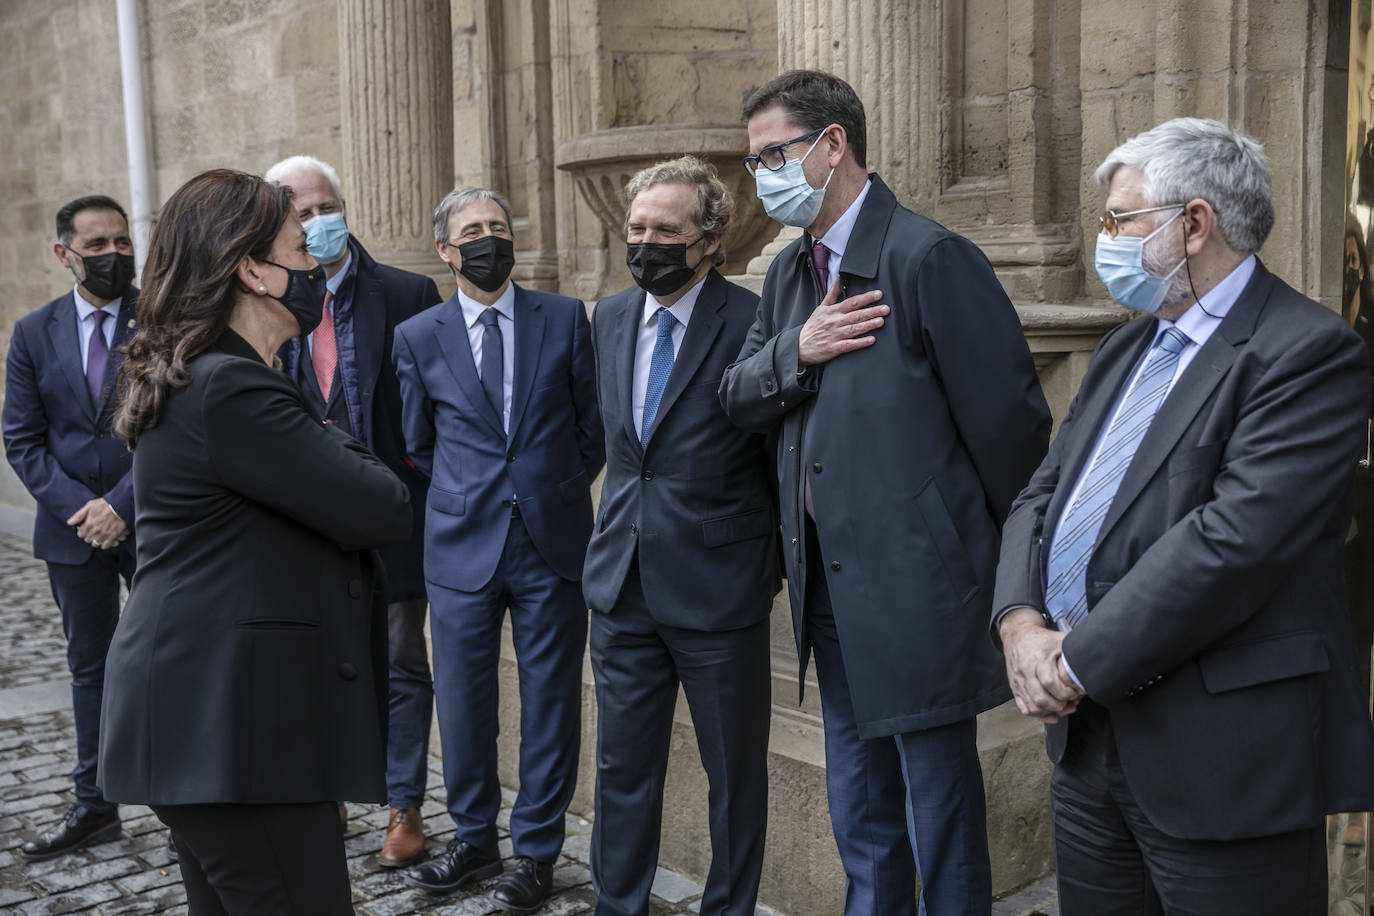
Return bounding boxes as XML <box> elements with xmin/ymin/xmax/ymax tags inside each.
<box><xmin>402</xmin><ymin>839</ymin><xmax>501</xmax><ymax>893</ymax></box>
<box><xmin>19</xmin><ymin>803</ymin><xmax>122</xmax><ymax>861</ymax></box>
<box><xmin>492</xmin><ymin>856</ymin><xmax>553</xmax><ymax>913</ymax></box>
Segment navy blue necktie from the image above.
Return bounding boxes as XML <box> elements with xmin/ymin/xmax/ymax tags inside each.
<box><xmin>477</xmin><ymin>308</ymin><xmax>504</xmax><ymax>429</ymax></box>
<box><xmin>1045</xmin><ymin>326</ymin><xmax>1190</xmax><ymax>629</ymax></box>
<box><xmin>640</xmin><ymin>308</ymin><xmax>678</xmax><ymax>444</ymax></box>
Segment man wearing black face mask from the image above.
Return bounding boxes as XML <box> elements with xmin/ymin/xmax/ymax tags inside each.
<box><xmin>3</xmin><ymin>196</ymin><xmax>140</xmax><ymax>859</ymax></box>
<box><xmin>581</xmin><ymin>155</ymin><xmax>780</xmax><ymax>916</ymax></box>
<box><xmin>392</xmin><ymin>187</ymin><xmax>603</xmax><ymax>911</ymax></box>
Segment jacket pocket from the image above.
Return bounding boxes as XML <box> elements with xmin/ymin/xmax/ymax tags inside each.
<box><xmin>702</xmin><ymin>507</ymin><xmax>772</xmax><ymax>547</ymax></box>
<box><xmin>559</xmin><ymin>470</ymin><xmax>588</xmax><ymax>504</ymax></box>
<box><xmin>1198</xmin><ymin>632</ymin><xmax>1330</xmax><ymax>694</ymax></box>
<box><xmin>237</xmin><ymin>618</ymin><xmax>321</xmax><ymax>631</ymax></box>
<box><xmin>915</xmin><ymin>477</ymin><xmax>978</xmax><ymax>604</ymax></box>
<box><xmin>428</xmin><ymin>486</ymin><xmax>466</xmax><ymax>516</ymax></box>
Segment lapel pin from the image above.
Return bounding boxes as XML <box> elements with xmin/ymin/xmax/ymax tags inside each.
<box><xmin>127</xmin><ymin>319</ymin><xmax>136</xmax><ymax>329</ymax></box>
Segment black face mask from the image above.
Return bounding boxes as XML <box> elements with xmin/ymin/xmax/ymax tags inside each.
<box><xmin>625</xmin><ymin>240</ymin><xmax>703</xmax><ymax>297</ymax></box>
<box><xmin>262</xmin><ymin>260</ymin><xmax>328</xmax><ymax>335</ymax></box>
<box><xmin>1346</xmin><ymin>267</ymin><xmax>1363</xmax><ymax>307</ymax></box>
<box><xmin>455</xmin><ymin>236</ymin><xmax>516</xmax><ymax>292</ymax></box>
<box><xmin>69</xmin><ymin>249</ymin><xmax>135</xmax><ymax>301</ymax></box>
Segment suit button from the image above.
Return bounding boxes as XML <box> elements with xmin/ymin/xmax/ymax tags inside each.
<box><xmin>347</xmin><ymin>579</ymin><xmax>362</xmax><ymax>598</ymax></box>
<box><xmin>507</xmin><ymin>454</ymin><xmax>516</xmax><ymax>462</ymax></box>
<box><xmin>642</xmin><ymin>470</ymin><xmax>654</xmax><ymax>481</ymax></box>
<box><xmin>338</xmin><ymin>663</ymin><xmax>358</xmax><ymax>680</ymax></box>
<box><xmin>788</xmin><ymin>446</ymin><xmax>795</xmax><ymax>453</ymax></box>
<box><xmin>813</xmin><ymin>462</ymin><xmax>823</xmax><ymax>473</ymax></box>
<box><xmin>792</xmin><ymin>537</ymin><xmax>798</xmax><ymax>544</ymax></box>
<box><xmin>830</xmin><ymin>561</ymin><xmax>841</xmax><ymax>571</ymax></box>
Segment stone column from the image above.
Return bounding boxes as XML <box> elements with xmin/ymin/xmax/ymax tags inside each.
<box><xmin>338</xmin><ymin>0</ymin><xmax>454</xmax><ymax>279</ymax></box>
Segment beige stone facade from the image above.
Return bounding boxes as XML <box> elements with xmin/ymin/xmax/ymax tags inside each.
<box><xmin>0</xmin><ymin>0</ymin><xmax>1361</xmax><ymax>911</ymax></box>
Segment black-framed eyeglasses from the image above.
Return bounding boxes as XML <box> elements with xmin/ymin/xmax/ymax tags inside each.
<box><xmin>742</xmin><ymin>127</ymin><xmax>827</xmax><ymax>175</ymax></box>
<box><xmin>1099</xmin><ymin>204</ymin><xmax>1185</xmax><ymax>238</ymax></box>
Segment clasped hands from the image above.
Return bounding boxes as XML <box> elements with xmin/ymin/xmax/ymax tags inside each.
<box><xmin>797</xmin><ymin>282</ymin><xmax>889</xmax><ymax>368</ymax></box>
<box><xmin>999</xmin><ymin>607</ymin><xmax>1084</xmax><ymax>723</ymax></box>
<box><xmin>68</xmin><ymin>498</ymin><xmax>130</xmax><ymax>552</ymax></box>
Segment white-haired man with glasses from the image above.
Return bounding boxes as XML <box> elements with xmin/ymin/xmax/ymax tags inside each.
<box><xmin>994</xmin><ymin>117</ymin><xmax>1374</xmax><ymax>914</ymax></box>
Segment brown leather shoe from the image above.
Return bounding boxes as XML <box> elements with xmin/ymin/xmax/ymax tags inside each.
<box><xmin>378</xmin><ymin>806</ymin><xmax>425</xmax><ymax>868</ymax></box>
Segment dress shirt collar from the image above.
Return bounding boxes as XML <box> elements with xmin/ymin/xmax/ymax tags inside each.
<box><xmin>325</xmin><ymin>247</ymin><xmax>354</xmax><ymax>296</ymax></box>
<box><xmin>459</xmin><ymin>281</ymin><xmax>516</xmax><ymax>329</ymax></box>
<box><xmin>72</xmin><ymin>283</ymin><xmax>121</xmax><ymax>322</ymax></box>
<box><xmin>1154</xmin><ymin>254</ymin><xmax>1255</xmax><ymax>343</ymax></box>
<box><xmin>643</xmin><ymin>274</ymin><xmax>706</xmax><ymax>330</ymax></box>
<box><xmin>814</xmin><ymin>178</ymin><xmax>873</xmax><ymax>260</ymax></box>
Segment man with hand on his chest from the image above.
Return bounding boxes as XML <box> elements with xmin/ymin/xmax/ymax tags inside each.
<box><xmin>583</xmin><ymin>156</ymin><xmax>780</xmax><ymax>916</ymax></box>
<box><xmin>4</xmin><ymin>195</ymin><xmax>139</xmax><ymax>860</ymax></box>
<box><xmin>265</xmin><ymin>155</ymin><xmax>442</xmax><ymax>867</ymax></box>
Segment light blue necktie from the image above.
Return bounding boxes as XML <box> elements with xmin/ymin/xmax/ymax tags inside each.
<box><xmin>1045</xmin><ymin>326</ymin><xmax>1190</xmax><ymax>629</ymax></box>
<box><xmin>640</xmin><ymin>308</ymin><xmax>678</xmax><ymax>444</ymax></box>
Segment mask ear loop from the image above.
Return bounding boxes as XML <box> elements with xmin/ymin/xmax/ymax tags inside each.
<box><xmin>1180</xmin><ymin>206</ymin><xmax>1221</xmax><ymax>319</ymax></box>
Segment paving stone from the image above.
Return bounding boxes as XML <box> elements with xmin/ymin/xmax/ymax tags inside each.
<box><xmin>651</xmin><ymin>865</ymin><xmax>703</xmax><ymax>903</ymax></box>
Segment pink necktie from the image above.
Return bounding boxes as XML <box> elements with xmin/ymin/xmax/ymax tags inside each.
<box><xmin>313</xmin><ymin>290</ymin><xmax>337</xmax><ymax>400</ymax></box>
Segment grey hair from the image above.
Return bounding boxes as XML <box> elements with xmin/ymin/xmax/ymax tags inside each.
<box><xmin>264</xmin><ymin>155</ymin><xmax>345</xmax><ymax>202</ymax></box>
<box><xmin>432</xmin><ymin>187</ymin><xmax>514</xmax><ymax>243</ymax></box>
<box><xmin>623</xmin><ymin>155</ymin><xmax>732</xmax><ymax>267</ymax></box>
<box><xmin>1094</xmin><ymin>117</ymin><xmax>1275</xmax><ymax>254</ymax></box>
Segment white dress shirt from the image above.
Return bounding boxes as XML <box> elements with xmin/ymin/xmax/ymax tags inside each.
<box><xmin>813</xmin><ymin>179</ymin><xmax>874</xmax><ymax>282</ymax></box>
<box><xmin>632</xmin><ymin>275</ymin><xmax>705</xmax><ymax>438</ymax></box>
<box><xmin>1055</xmin><ymin>254</ymin><xmax>1256</xmax><ymax>686</ymax></box>
<box><xmin>458</xmin><ymin>283</ymin><xmax>517</xmax><ymax>432</ymax></box>
<box><xmin>72</xmin><ymin>285</ymin><xmax>120</xmax><ymax>375</ymax></box>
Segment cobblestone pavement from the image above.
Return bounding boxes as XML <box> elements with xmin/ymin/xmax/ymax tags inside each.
<box><xmin>0</xmin><ymin>525</ymin><xmax>1058</xmax><ymax>915</ymax></box>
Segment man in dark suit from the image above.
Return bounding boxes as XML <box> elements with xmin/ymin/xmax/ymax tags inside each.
<box><xmin>583</xmin><ymin>156</ymin><xmax>780</xmax><ymax>916</ymax></box>
<box><xmin>721</xmin><ymin>71</ymin><xmax>1051</xmax><ymax>914</ymax></box>
<box><xmin>994</xmin><ymin>117</ymin><xmax>1374</xmax><ymax>914</ymax></box>
<box><xmin>3</xmin><ymin>195</ymin><xmax>139</xmax><ymax>859</ymax></box>
<box><xmin>265</xmin><ymin>155</ymin><xmax>443</xmax><ymax>866</ymax></box>
<box><xmin>393</xmin><ymin>187</ymin><xmax>603</xmax><ymax>912</ymax></box>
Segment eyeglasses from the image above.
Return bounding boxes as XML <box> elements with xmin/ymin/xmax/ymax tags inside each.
<box><xmin>1099</xmin><ymin>204</ymin><xmax>1185</xmax><ymax>238</ymax></box>
<box><xmin>742</xmin><ymin>127</ymin><xmax>827</xmax><ymax>175</ymax></box>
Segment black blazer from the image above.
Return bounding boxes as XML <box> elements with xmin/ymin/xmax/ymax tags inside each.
<box><xmin>2</xmin><ymin>288</ymin><xmax>139</xmax><ymax>563</ymax></box>
<box><xmin>721</xmin><ymin>175</ymin><xmax>1051</xmax><ymax>738</ymax></box>
<box><xmin>98</xmin><ymin>330</ymin><xmax>411</xmax><ymax>805</ymax></box>
<box><xmin>280</xmin><ymin>237</ymin><xmax>442</xmax><ymax>602</ymax></box>
<box><xmin>584</xmin><ymin>270</ymin><xmax>780</xmax><ymax>630</ymax></box>
<box><xmin>994</xmin><ymin>260</ymin><xmax>1374</xmax><ymax>840</ymax></box>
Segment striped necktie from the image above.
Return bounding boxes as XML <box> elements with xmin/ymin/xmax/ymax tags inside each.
<box><xmin>640</xmin><ymin>308</ymin><xmax>678</xmax><ymax>444</ymax></box>
<box><xmin>1044</xmin><ymin>326</ymin><xmax>1190</xmax><ymax>629</ymax></box>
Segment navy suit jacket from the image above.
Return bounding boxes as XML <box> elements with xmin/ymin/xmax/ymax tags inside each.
<box><xmin>584</xmin><ymin>270</ymin><xmax>780</xmax><ymax>630</ymax></box>
<box><xmin>3</xmin><ymin>288</ymin><xmax>139</xmax><ymax>564</ymax></box>
<box><xmin>995</xmin><ymin>261</ymin><xmax>1374</xmax><ymax>840</ymax></box>
<box><xmin>280</xmin><ymin>237</ymin><xmax>442</xmax><ymax>601</ymax></box>
<box><xmin>392</xmin><ymin>284</ymin><xmax>604</xmax><ymax>591</ymax></box>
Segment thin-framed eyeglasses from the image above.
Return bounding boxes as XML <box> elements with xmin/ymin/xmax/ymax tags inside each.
<box><xmin>1099</xmin><ymin>204</ymin><xmax>1186</xmax><ymax>238</ymax></box>
<box><xmin>742</xmin><ymin>127</ymin><xmax>828</xmax><ymax>175</ymax></box>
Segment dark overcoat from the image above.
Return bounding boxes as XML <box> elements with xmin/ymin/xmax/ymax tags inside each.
<box><xmin>720</xmin><ymin>174</ymin><xmax>1051</xmax><ymax>738</ymax></box>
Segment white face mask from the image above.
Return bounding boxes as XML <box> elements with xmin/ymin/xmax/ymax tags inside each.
<box><xmin>1093</xmin><ymin>209</ymin><xmax>1186</xmax><ymax>313</ymax></box>
<box><xmin>754</xmin><ymin>132</ymin><xmax>834</xmax><ymax>228</ymax></box>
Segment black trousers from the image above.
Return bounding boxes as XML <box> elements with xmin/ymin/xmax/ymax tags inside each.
<box><xmin>1053</xmin><ymin>699</ymin><xmax>1325</xmax><ymax>916</ymax></box>
<box><xmin>152</xmin><ymin>802</ymin><xmax>352</xmax><ymax>915</ymax></box>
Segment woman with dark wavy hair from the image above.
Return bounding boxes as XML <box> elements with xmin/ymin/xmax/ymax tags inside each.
<box><xmin>98</xmin><ymin>169</ymin><xmax>411</xmax><ymax>914</ymax></box>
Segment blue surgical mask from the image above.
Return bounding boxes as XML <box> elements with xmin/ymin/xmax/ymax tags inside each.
<box><xmin>1093</xmin><ymin>209</ymin><xmax>1185</xmax><ymax>313</ymax></box>
<box><xmin>754</xmin><ymin>133</ymin><xmax>834</xmax><ymax>228</ymax></box>
<box><xmin>303</xmin><ymin>212</ymin><xmax>350</xmax><ymax>264</ymax></box>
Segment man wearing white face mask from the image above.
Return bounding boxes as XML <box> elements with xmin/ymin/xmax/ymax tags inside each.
<box><xmin>993</xmin><ymin>118</ymin><xmax>1374</xmax><ymax>914</ymax></box>
<box><xmin>265</xmin><ymin>155</ymin><xmax>443</xmax><ymax>868</ymax></box>
<box><xmin>722</xmin><ymin>70</ymin><xmax>1051</xmax><ymax>915</ymax></box>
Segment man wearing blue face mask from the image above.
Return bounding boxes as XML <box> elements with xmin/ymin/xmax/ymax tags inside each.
<box><xmin>993</xmin><ymin>118</ymin><xmax>1374</xmax><ymax>914</ymax></box>
<box><xmin>721</xmin><ymin>70</ymin><xmax>1051</xmax><ymax>915</ymax></box>
<box><xmin>264</xmin><ymin>155</ymin><xmax>442</xmax><ymax>868</ymax></box>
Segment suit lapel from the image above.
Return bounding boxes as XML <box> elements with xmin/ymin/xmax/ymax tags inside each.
<box><xmin>353</xmin><ymin>273</ymin><xmax>387</xmax><ymax>396</ymax></box>
<box><xmin>508</xmin><ymin>286</ymin><xmax>545</xmax><ymax>439</ymax></box>
<box><xmin>47</xmin><ymin>293</ymin><xmax>96</xmax><ymax>420</ymax></box>
<box><xmin>1095</xmin><ymin>268</ymin><xmax>1268</xmax><ymax>544</ymax></box>
<box><xmin>433</xmin><ymin>295</ymin><xmax>506</xmax><ymax>439</ymax></box>
<box><xmin>647</xmin><ymin>271</ymin><xmax>726</xmax><ymax>440</ymax></box>
<box><xmin>618</xmin><ymin>289</ymin><xmax>646</xmax><ymax>452</ymax></box>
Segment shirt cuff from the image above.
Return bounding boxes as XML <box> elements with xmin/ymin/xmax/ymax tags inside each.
<box><xmin>1059</xmin><ymin>650</ymin><xmax>1085</xmax><ymax>691</ymax></box>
